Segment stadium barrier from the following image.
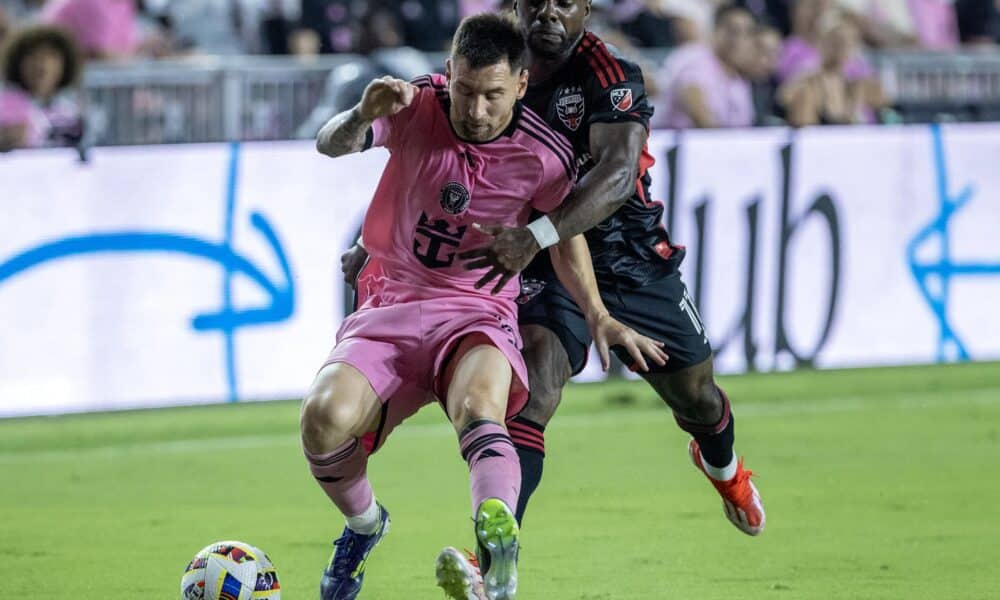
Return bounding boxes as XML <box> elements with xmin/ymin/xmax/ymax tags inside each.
<box><xmin>78</xmin><ymin>50</ymin><xmax>1000</xmax><ymax>147</ymax></box>
<box><xmin>1</xmin><ymin>124</ymin><xmax>998</xmax><ymax>417</ymax></box>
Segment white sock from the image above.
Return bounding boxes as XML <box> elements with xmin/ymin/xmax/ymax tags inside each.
<box><xmin>345</xmin><ymin>497</ymin><xmax>381</xmax><ymax>535</ymax></box>
<box><xmin>701</xmin><ymin>451</ymin><xmax>737</xmax><ymax>481</ymax></box>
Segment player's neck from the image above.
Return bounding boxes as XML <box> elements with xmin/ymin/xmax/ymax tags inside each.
<box><xmin>526</xmin><ymin>35</ymin><xmax>580</xmax><ymax>84</ymax></box>
<box><xmin>527</xmin><ymin>52</ymin><xmax>570</xmax><ymax>84</ymax></box>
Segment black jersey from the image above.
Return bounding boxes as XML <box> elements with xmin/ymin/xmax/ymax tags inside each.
<box><xmin>522</xmin><ymin>31</ymin><xmax>679</xmax><ymax>288</ymax></box>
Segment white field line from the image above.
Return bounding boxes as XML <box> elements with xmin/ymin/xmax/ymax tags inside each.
<box><xmin>1</xmin><ymin>389</ymin><xmax>997</xmax><ymax>464</ymax></box>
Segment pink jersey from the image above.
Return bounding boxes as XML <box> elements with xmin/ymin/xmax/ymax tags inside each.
<box><xmin>359</xmin><ymin>73</ymin><xmax>576</xmax><ymax>306</ymax></box>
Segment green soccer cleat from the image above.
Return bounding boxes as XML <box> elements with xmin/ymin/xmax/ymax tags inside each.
<box><xmin>474</xmin><ymin>498</ymin><xmax>519</xmax><ymax>600</ymax></box>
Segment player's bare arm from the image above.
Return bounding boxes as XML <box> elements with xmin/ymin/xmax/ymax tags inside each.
<box><xmin>316</xmin><ymin>76</ymin><xmax>417</xmax><ymax>157</ymax></box>
<box><xmin>549</xmin><ymin>234</ymin><xmax>668</xmax><ymax>372</ymax></box>
<box><xmin>458</xmin><ymin>120</ymin><xmax>647</xmax><ymax>290</ymax></box>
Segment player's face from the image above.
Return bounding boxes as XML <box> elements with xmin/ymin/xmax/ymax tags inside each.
<box><xmin>514</xmin><ymin>0</ymin><xmax>590</xmax><ymax>59</ymax></box>
<box><xmin>19</xmin><ymin>43</ymin><xmax>64</xmax><ymax>99</ymax></box>
<box><xmin>446</xmin><ymin>56</ymin><xmax>529</xmax><ymax>142</ymax></box>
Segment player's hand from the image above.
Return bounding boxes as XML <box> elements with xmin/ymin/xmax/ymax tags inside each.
<box><xmin>358</xmin><ymin>76</ymin><xmax>417</xmax><ymax>121</ymax></box>
<box><xmin>340</xmin><ymin>243</ymin><xmax>369</xmax><ymax>286</ymax></box>
<box><xmin>588</xmin><ymin>312</ymin><xmax>668</xmax><ymax>372</ymax></box>
<box><xmin>458</xmin><ymin>224</ymin><xmax>541</xmax><ymax>295</ymax></box>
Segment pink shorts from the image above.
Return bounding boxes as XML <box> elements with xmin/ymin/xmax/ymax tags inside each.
<box><xmin>323</xmin><ymin>274</ymin><xmax>528</xmax><ymax>453</ymax></box>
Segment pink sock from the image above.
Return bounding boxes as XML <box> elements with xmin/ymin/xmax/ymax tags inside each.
<box><xmin>459</xmin><ymin>420</ymin><xmax>521</xmax><ymax>517</ymax></box>
<box><xmin>304</xmin><ymin>438</ymin><xmax>373</xmax><ymax>517</ymax></box>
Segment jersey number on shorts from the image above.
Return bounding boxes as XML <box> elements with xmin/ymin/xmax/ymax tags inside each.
<box><xmin>679</xmin><ymin>287</ymin><xmax>708</xmax><ymax>343</ymax></box>
<box><xmin>413</xmin><ymin>211</ymin><xmax>468</xmax><ymax>269</ymax></box>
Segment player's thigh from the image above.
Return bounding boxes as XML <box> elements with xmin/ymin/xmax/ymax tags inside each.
<box><xmin>301</xmin><ymin>362</ymin><xmax>384</xmax><ymax>442</ymax></box>
<box><xmin>603</xmin><ymin>271</ymin><xmax>713</xmax><ymax>374</ymax></box>
<box><xmin>518</xmin><ymin>323</ymin><xmax>574</xmax><ymax>425</ymax></box>
<box><xmin>441</xmin><ymin>333</ymin><xmax>513</xmax><ymax>431</ymax></box>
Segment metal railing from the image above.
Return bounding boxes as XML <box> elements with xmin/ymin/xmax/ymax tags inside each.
<box><xmin>82</xmin><ymin>55</ymin><xmax>356</xmax><ymax>146</ymax></box>
<box><xmin>79</xmin><ymin>49</ymin><xmax>1000</xmax><ymax>147</ymax></box>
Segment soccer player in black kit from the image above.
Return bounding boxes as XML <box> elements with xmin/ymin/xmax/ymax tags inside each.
<box><xmin>342</xmin><ymin>3</ymin><xmax>766</xmax><ymax>597</ymax></box>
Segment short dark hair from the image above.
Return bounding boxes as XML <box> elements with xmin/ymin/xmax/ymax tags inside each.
<box><xmin>1</xmin><ymin>25</ymin><xmax>83</xmax><ymax>91</ymax></box>
<box><xmin>714</xmin><ymin>4</ymin><xmax>754</xmax><ymax>28</ymax></box>
<box><xmin>452</xmin><ymin>13</ymin><xmax>526</xmax><ymax>71</ymax></box>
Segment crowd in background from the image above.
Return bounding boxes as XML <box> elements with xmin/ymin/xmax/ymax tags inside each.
<box><xmin>1</xmin><ymin>0</ymin><xmax>1000</xmax><ymax>150</ymax></box>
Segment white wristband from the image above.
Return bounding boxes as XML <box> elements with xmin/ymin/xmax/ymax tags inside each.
<box><xmin>356</xmin><ymin>233</ymin><xmax>366</xmax><ymax>250</ymax></box>
<box><xmin>526</xmin><ymin>216</ymin><xmax>560</xmax><ymax>250</ymax></box>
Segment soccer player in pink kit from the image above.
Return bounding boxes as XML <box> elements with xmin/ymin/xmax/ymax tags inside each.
<box><xmin>299</xmin><ymin>14</ymin><xmax>665</xmax><ymax>600</ymax></box>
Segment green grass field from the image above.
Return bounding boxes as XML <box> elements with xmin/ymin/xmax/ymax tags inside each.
<box><xmin>2</xmin><ymin>362</ymin><xmax>999</xmax><ymax>599</ymax></box>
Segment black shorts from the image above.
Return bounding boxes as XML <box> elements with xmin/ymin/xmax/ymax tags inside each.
<box><xmin>517</xmin><ymin>253</ymin><xmax>713</xmax><ymax>375</ymax></box>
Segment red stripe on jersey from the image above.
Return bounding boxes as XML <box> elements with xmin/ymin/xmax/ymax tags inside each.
<box><xmin>583</xmin><ymin>32</ymin><xmax>625</xmax><ymax>85</ymax></box>
<box><xmin>578</xmin><ymin>35</ymin><xmax>614</xmax><ymax>88</ymax></box>
<box><xmin>635</xmin><ymin>142</ymin><xmax>656</xmax><ymax>206</ymax></box>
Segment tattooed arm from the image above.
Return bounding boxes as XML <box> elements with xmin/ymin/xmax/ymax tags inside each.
<box><xmin>316</xmin><ymin>76</ymin><xmax>417</xmax><ymax>158</ymax></box>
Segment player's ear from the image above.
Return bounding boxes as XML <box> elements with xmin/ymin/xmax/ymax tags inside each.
<box><xmin>584</xmin><ymin>0</ymin><xmax>591</xmax><ymax>18</ymax></box>
<box><xmin>445</xmin><ymin>58</ymin><xmax>453</xmax><ymax>83</ymax></box>
<box><xmin>516</xmin><ymin>68</ymin><xmax>529</xmax><ymax>99</ymax></box>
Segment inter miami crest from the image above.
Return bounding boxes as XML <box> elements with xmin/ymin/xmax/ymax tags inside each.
<box><xmin>556</xmin><ymin>85</ymin><xmax>585</xmax><ymax>131</ymax></box>
<box><xmin>439</xmin><ymin>181</ymin><xmax>471</xmax><ymax>215</ymax></box>
<box><xmin>610</xmin><ymin>87</ymin><xmax>633</xmax><ymax>112</ymax></box>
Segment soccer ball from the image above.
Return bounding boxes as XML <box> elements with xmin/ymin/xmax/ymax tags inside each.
<box><xmin>180</xmin><ymin>541</ymin><xmax>280</xmax><ymax>600</ymax></box>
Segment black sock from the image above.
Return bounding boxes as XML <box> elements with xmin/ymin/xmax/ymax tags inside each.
<box><xmin>515</xmin><ymin>447</ymin><xmax>544</xmax><ymax>524</ymax></box>
<box><xmin>506</xmin><ymin>415</ymin><xmax>546</xmax><ymax>524</ymax></box>
<box><xmin>696</xmin><ymin>413</ymin><xmax>735</xmax><ymax>469</ymax></box>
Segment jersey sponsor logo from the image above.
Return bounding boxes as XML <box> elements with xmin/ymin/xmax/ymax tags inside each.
<box><xmin>413</xmin><ymin>211</ymin><xmax>468</xmax><ymax>269</ymax></box>
<box><xmin>610</xmin><ymin>87</ymin><xmax>633</xmax><ymax>112</ymax></box>
<box><xmin>439</xmin><ymin>181</ymin><xmax>471</xmax><ymax>215</ymax></box>
<box><xmin>556</xmin><ymin>85</ymin><xmax>585</xmax><ymax>131</ymax></box>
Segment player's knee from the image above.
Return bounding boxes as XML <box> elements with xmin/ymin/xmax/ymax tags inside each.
<box><xmin>300</xmin><ymin>374</ymin><xmax>366</xmax><ymax>450</ymax></box>
<box><xmin>674</xmin><ymin>373</ymin><xmax>722</xmax><ymax>424</ymax></box>
<box><xmin>519</xmin><ymin>374</ymin><xmax>563</xmax><ymax>426</ymax></box>
<box><xmin>452</xmin><ymin>378</ymin><xmax>507</xmax><ymax>426</ymax></box>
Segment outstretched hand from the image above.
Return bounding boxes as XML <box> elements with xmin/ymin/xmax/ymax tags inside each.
<box><xmin>458</xmin><ymin>223</ymin><xmax>542</xmax><ymax>295</ymax></box>
<box><xmin>589</xmin><ymin>312</ymin><xmax>669</xmax><ymax>372</ymax></box>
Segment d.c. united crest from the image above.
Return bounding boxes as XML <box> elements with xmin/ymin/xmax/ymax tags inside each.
<box><xmin>556</xmin><ymin>86</ymin><xmax>585</xmax><ymax>131</ymax></box>
<box><xmin>439</xmin><ymin>181</ymin><xmax>471</xmax><ymax>215</ymax></box>
<box><xmin>610</xmin><ymin>87</ymin><xmax>633</xmax><ymax>112</ymax></box>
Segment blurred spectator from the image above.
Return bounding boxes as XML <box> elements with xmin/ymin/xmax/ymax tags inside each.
<box><xmin>394</xmin><ymin>0</ymin><xmax>460</xmax><ymax>51</ymax></box>
<box><xmin>650</xmin><ymin>0</ymin><xmax>727</xmax><ymax>44</ymax></box>
<box><xmin>955</xmin><ymin>0</ymin><xmax>1000</xmax><ymax>44</ymax></box>
<box><xmin>778</xmin><ymin>0</ymin><xmax>874</xmax><ymax>83</ymax></box>
<box><xmin>778</xmin><ymin>18</ymin><xmax>887</xmax><ymax>126</ymax></box>
<box><xmin>358</xmin><ymin>5</ymin><xmax>405</xmax><ymax>54</ymax></box>
<box><xmin>606</xmin><ymin>0</ymin><xmax>678</xmax><ymax>47</ymax></box>
<box><xmin>459</xmin><ymin>0</ymin><xmax>500</xmax><ymax>18</ymax></box>
<box><xmin>1</xmin><ymin>0</ymin><xmax>46</xmax><ymax>24</ymax></box>
<box><xmin>839</xmin><ymin>0</ymin><xmax>959</xmax><ymax>49</ymax></box>
<box><xmin>40</xmin><ymin>0</ymin><xmax>141</xmax><ymax>60</ymax></box>
<box><xmin>747</xmin><ymin>23</ymin><xmax>783</xmax><ymax>124</ymax></box>
<box><xmin>141</xmin><ymin>0</ymin><xmax>300</xmax><ymax>55</ymax></box>
<box><xmin>0</xmin><ymin>7</ymin><xmax>10</xmax><ymax>46</ymax></box>
<box><xmin>299</xmin><ymin>0</ymin><xmax>362</xmax><ymax>53</ymax></box>
<box><xmin>0</xmin><ymin>24</ymin><xmax>83</xmax><ymax>150</ymax></box>
<box><xmin>736</xmin><ymin>0</ymin><xmax>793</xmax><ymax>34</ymax></box>
<box><xmin>655</xmin><ymin>5</ymin><xmax>757</xmax><ymax>129</ymax></box>
<box><xmin>908</xmin><ymin>0</ymin><xmax>960</xmax><ymax>49</ymax></box>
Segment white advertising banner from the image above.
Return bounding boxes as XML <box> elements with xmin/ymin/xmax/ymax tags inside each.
<box><xmin>1</xmin><ymin>125</ymin><xmax>998</xmax><ymax>417</ymax></box>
